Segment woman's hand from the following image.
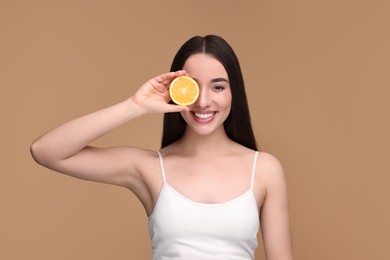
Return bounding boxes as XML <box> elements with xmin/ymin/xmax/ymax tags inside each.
<box><xmin>130</xmin><ymin>70</ymin><xmax>190</xmax><ymax>114</ymax></box>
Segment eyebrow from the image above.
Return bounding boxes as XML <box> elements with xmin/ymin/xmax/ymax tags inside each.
<box><xmin>210</xmin><ymin>77</ymin><xmax>229</xmax><ymax>83</ymax></box>
<box><xmin>192</xmin><ymin>77</ymin><xmax>230</xmax><ymax>84</ymax></box>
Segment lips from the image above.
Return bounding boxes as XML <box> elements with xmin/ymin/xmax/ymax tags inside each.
<box><xmin>191</xmin><ymin>111</ymin><xmax>217</xmax><ymax>123</ymax></box>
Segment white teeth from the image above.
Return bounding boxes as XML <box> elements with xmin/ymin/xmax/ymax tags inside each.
<box><xmin>194</xmin><ymin>112</ymin><xmax>214</xmax><ymax>119</ymax></box>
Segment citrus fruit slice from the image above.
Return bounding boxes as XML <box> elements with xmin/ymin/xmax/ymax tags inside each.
<box><xmin>169</xmin><ymin>76</ymin><xmax>199</xmax><ymax>106</ymax></box>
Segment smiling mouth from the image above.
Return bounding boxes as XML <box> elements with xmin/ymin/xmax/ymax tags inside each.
<box><xmin>192</xmin><ymin>112</ymin><xmax>216</xmax><ymax>120</ymax></box>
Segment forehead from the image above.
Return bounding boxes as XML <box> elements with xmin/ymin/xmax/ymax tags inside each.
<box><xmin>183</xmin><ymin>54</ymin><xmax>228</xmax><ymax>80</ymax></box>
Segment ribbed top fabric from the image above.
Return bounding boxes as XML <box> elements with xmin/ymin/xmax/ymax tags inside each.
<box><xmin>148</xmin><ymin>151</ymin><xmax>260</xmax><ymax>260</ymax></box>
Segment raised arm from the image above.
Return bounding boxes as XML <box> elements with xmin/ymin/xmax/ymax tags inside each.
<box><xmin>259</xmin><ymin>153</ymin><xmax>294</xmax><ymax>260</ymax></box>
<box><xmin>30</xmin><ymin>71</ymin><xmax>188</xmax><ymax>188</ymax></box>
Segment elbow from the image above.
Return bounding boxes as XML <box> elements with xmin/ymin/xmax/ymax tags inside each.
<box><xmin>30</xmin><ymin>139</ymin><xmax>49</xmax><ymax>166</ymax></box>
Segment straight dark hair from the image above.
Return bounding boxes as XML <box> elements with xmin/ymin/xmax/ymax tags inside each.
<box><xmin>161</xmin><ymin>35</ymin><xmax>258</xmax><ymax>151</ymax></box>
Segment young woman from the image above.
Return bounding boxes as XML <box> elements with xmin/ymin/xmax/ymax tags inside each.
<box><xmin>31</xmin><ymin>35</ymin><xmax>293</xmax><ymax>260</ymax></box>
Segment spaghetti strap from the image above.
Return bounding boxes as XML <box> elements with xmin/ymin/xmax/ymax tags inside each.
<box><xmin>156</xmin><ymin>151</ymin><xmax>167</xmax><ymax>184</ymax></box>
<box><xmin>250</xmin><ymin>151</ymin><xmax>259</xmax><ymax>190</ymax></box>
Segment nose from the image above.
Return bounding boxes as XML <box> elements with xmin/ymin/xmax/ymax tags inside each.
<box><xmin>194</xmin><ymin>86</ymin><xmax>210</xmax><ymax>109</ymax></box>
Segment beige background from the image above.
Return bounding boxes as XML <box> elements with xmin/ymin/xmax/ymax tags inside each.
<box><xmin>1</xmin><ymin>0</ymin><xmax>389</xmax><ymax>259</ymax></box>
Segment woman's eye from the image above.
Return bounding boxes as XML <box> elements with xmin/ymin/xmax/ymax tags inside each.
<box><xmin>213</xmin><ymin>85</ymin><xmax>225</xmax><ymax>91</ymax></box>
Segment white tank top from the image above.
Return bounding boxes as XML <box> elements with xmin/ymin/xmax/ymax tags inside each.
<box><xmin>148</xmin><ymin>151</ymin><xmax>260</xmax><ymax>260</ymax></box>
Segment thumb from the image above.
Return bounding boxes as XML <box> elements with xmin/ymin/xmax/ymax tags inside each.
<box><xmin>163</xmin><ymin>104</ymin><xmax>190</xmax><ymax>113</ymax></box>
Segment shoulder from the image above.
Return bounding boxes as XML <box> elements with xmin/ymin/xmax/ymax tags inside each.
<box><xmin>121</xmin><ymin>146</ymin><xmax>159</xmax><ymax>172</ymax></box>
<box><xmin>256</xmin><ymin>151</ymin><xmax>287</xmax><ymax>192</ymax></box>
<box><xmin>257</xmin><ymin>152</ymin><xmax>284</xmax><ymax>173</ymax></box>
<box><xmin>105</xmin><ymin>146</ymin><xmax>157</xmax><ymax>169</ymax></box>
<box><xmin>124</xmin><ymin>146</ymin><xmax>158</xmax><ymax>161</ymax></box>
<box><xmin>104</xmin><ymin>146</ymin><xmax>159</xmax><ymax>186</ymax></box>
<box><xmin>119</xmin><ymin>147</ymin><xmax>162</xmax><ymax>193</ymax></box>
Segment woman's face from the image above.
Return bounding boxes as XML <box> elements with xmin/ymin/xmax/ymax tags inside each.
<box><xmin>180</xmin><ymin>53</ymin><xmax>232</xmax><ymax>136</ymax></box>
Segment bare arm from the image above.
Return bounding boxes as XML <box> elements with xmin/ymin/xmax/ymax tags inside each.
<box><xmin>30</xmin><ymin>71</ymin><xmax>188</xmax><ymax>189</ymax></box>
<box><xmin>259</xmin><ymin>153</ymin><xmax>294</xmax><ymax>260</ymax></box>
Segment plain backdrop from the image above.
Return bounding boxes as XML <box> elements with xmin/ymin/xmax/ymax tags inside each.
<box><xmin>1</xmin><ymin>1</ymin><xmax>389</xmax><ymax>259</ymax></box>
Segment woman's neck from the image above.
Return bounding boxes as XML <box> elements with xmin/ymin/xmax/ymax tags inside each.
<box><xmin>174</xmin><ymin>127</ymin><xmax>234</xmax><ymax>156</ymax></box>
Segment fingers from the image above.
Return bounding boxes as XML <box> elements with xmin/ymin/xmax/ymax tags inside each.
<box><xmin>173</xmin><ymin>70</ymin><xmax>188</xmax><ymax>77</ymax></box>
<box><xmin>148</xmin><ymin>70</ymin><xmax>187</xmax><ymax>93</ymax></box>
<box><xmin>163</xmin><ymin>103</ymin><xmax>190</xmax><ymax>113</ymax></box>
<box><xmin>155</xmin><ymin>70</ymin><xmax>187</xmax><ymax>85</ymax></box>
<box><xmin>135</xmin><ymin>71</ymin><xmax>190</xmax><ymax>114</ymax></box>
